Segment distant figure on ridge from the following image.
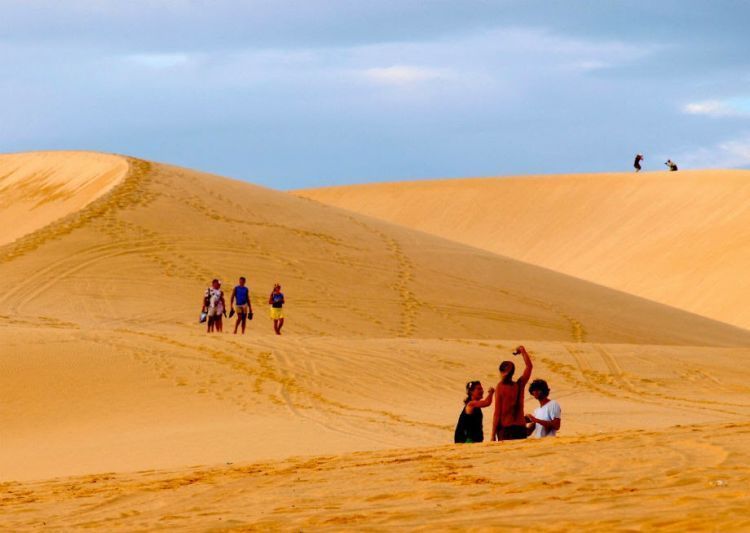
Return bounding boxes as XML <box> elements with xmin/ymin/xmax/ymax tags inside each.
<box><xmin>203</xmin><ymin>279</ymin><xmax>226</xmax><ymax>333</ymax></box>
<box><xmin>526</xmin><ymin>379</ymin><xmax>561</xmax><ymax>438</ymax></box>
<box><xmin>492</xmin><ymin>345</ymin><xmax>533</xmax><ymax>441</ymax></box>
<box><xmin>454</xmin><ymin>381</ymin><xmax>495</xmax><ymax>443</ymax></box>
<box><xmin>634</xmin><ymin>153</ymin><xmax>644</xmax><ymax>172</ymax></box>
<box><xmin>269</xmin><ymin>283</ymin><xmax>285</xmax><ymax>335</ymax></box>
<box><xmin>665</xmin><ymin>159</ymin><xmax>678</xmax><ymax>171</ymax></box>
<box><xmin>230</xmin><ymin>276</ymin><xmax>253</xmax><ymax>335</ymax></box>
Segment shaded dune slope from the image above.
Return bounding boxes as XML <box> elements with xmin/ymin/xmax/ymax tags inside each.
<box><xmin>297</xmin><ymin>170</ymin><xmax>750</xmax><ymax>330</ymax></box>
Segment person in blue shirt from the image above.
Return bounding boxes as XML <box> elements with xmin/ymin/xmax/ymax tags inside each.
<box><xmin>230</xmin><ymin>276</ymin><xmax>253</xmax><ymax>335</ymax></box>
<box><xmin>269</xmin><ymin>283</ymin><xmax>285</xmax><ymax>335</ymax></box>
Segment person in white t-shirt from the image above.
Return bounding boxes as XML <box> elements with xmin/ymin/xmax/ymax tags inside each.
<box><xmin>526</xmin><ymin>379</ymin><xmax>561</xmax><ymax>438</ymax></box>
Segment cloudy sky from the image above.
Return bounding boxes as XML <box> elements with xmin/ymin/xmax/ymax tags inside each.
<box><xmin>1</xmin><ymin>1</ymin><xmax>749</xmax><ymax>188</ymax></box>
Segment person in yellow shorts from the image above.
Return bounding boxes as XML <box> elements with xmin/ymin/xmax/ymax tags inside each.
<box><xmin>269</xmin><ymin>283</ymin><xmax>285</xmax><ymax>335</ymax></box>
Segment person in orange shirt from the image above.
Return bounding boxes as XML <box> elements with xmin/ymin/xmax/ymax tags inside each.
<box><xmin>491</xmin><ymin>345</ymin><xmax>533</xmax><ymax>441</ymax></box>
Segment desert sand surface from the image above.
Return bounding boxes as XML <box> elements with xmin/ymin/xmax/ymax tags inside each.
<box><xmin>297</xmin><ymin>170</ymin><xmax>750</xmax><ymax>330</ymax></box>
<box><xmin>0</xmin><ymin>151</ymin><xmax>128</xmax><ymax>247</ymax></box>
<box><xmin>4</xmin><ymin>422</ymin><xmax>749</xmax><ymax>530</ymax></box>
<box><xmin>2</xmin><ymin>153</ymin><xmax>750</xmax><ymax>530</ymax></box>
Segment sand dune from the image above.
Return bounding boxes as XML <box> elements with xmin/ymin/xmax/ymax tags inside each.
<box><xmin>3</xmin><ymin>153</ymin><xmax>750</xmax><ymax>529</ymax></box>
<box><xmin>297</xmin><ymin>169</ymin><xmax>750</xmax><ymax>330</ymax></box>
<box><xmin>2</xmin><ymin>156</ymin><xmax>745</xmax><ymax>344</ymax></box>
<box><xmin>0</xmin><ymin>151</ymin><xmax>127</xmax><ymax>247</ymax></box>
<box><xmin>4</xmin><ymin>421</ymin><xmax>749</xmax><ymax>530</ymax></box>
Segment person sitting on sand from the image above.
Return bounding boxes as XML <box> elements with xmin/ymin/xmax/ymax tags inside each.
<box><xmin>204</xmin><ymin>279</ymin><xmax>226</xmax><ymax>333</ymax></box>
<box><xmin>454</xmin><ymin>381</ymin><xmax>495</xmax><ymax>443</ymax></box>
<box><xmin>491</xmin><ymin>345</ymin><xmax>533</xmax><ymax>441</ymax></box>
<box><xmin>665</xmin><ymin>159</ymin><xmax>678</xmax><ymax>171</ymax></box>
<box><xmin>230</xmin><ymin>276</ymin><xmax>253</xmax><ymax>335</ymax></box>
<box><xmin>634</xmin><ymin>153</ymin><xmax>644</xmax><ymax>172</ymax></box>
<box><xmin>526</xmin><ymin>379</ymin><xmax>561</xmax><ymax>438</ymax></box>
<box><xmin>269</xmin><ymin>283</ymin><xmax>285</xmax><ymax>335</ymax></box>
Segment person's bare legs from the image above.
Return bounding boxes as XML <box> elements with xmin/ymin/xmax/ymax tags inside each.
<box><xmin>234</xmin><ymin>313</ymin><xmax>246</xmax><ymax>334</ymax></box>
<box><xmin>207</xmin><ymin>316</ymin><xmax>214</xmax><ymax>333</ymax></box>
<box><xmin>277</xmin><ymin>318</ymin><xmax>284</xmax><ymax>335</ymax></box>
<box><xmin>216</xmin><ymin>317</ymin><xmax>223</xmax><ymax>333</ymax></box>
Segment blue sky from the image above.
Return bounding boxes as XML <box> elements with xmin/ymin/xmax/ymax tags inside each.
<box><xmin>1</xmin><ymin>1</ymin><xmax>749</xmax><ymax>188</ymax></box>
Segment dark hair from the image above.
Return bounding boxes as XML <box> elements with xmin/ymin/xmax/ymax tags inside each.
<box><xmin>212</xmin><ymin>278</ymin><xmax>219</xmax><ymax>284</ymax></box>
<box><xmin>499</xmin><ymin>360</ymin><xmax>515</xmax><ymax>381</ymax></box>
<box><xmin>464</xmin><ymin>381</ymin><xmax>481</xmax><ymax>404</ymax></box>
<box><xmin>240</xmin><ymin>276</ymin><xmax>246</xmax><ymax>282</ymax></box>
<box><xmin>529</xmin><ymin>379</ymin><xmax>550</xmax><ymax>397</ymax></box>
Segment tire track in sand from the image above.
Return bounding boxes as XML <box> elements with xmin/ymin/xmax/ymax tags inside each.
<box><xmin>1</xmin><ymin>241</ymin><xmax>168</xmax><ymax>316</ymax></box>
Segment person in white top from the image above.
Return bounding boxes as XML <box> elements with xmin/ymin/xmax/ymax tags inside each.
<box><xmin>203</xmin><ymin>279</ymin><xmax>226</xmax><ymax>334</ymax></box>
<box><xmin>526</xmin><ymin>379</ymin><xmax>561</xmax><ymax>438</ymax></box>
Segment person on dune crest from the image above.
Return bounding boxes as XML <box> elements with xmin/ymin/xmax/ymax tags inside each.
<box><xmin>634</xmin><ymin>153</ymin><xmax>644</xmax><ymax>172</ymax></box>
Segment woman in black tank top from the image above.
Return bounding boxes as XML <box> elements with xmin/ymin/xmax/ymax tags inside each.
<box><xmin>454</xmin><ymin>381</ymin><xmax>495</xmax><ymax>443</ymax></box>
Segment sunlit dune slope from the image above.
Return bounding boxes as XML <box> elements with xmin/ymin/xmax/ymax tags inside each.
<box><xmin>5</xmin><ymin>421</ymin><xmax>749</xmax><ymax>530</ymax></box>
<box><xmin>3</xmin><ymin>153</ymin><xmax>750</xmax><ymax>491</ymax></box>
<box><xmin>1</xmin><ymin>158</ymin><xmax>748</xmax><ymax>344</ymax></box>
<box><xmin>297</xmin><ymin>170</ymin><xmax>750</xmax><ymax>330</ymax></box>
<box><xmin>0</xmin><ymin>151</ymin><xmax>127</xmax><ymax>247</ymax></box>
<box><xmin>3</xmin><ymin>330</ymin><xmax>750</xmax><ymax>482</ymax></box>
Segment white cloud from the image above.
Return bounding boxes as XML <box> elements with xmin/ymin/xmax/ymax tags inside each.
<box><xmin>361</xmin><ymin>65</ymin><xmax>450</xmax><ymax>85</ymax></box>
<box><xmin>671</xmin><ymin>134</ymin><xmax>750</xmax><ymax>168</ymax></box>
<box><xmin>682</xmin><ymin>98</ymin><xmax>750</xmax><ymax>117</ymax></box>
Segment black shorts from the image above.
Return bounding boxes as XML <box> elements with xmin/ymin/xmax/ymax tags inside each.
<box><xmin>498</xmin><ymin>425</ymin><xmax>527</xmax><ymax>441</ymax></box>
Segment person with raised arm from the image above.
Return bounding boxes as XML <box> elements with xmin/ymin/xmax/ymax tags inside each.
<box><xmin>491</xmin><ymin>345</ymin><xmax>533</xmax><ymax>441</ymax></box>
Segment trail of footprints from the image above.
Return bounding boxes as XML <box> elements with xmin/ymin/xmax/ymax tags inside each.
<box><xmin>552</xmin><ymin>344</ymin><xmax>746</xmax><ymax>415</ymax></box>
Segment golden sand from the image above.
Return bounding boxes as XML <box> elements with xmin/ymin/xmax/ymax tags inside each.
<box><xmin>0</xmin><ymin>151</ymin><xmax>127</xmax><ymax>247</ymax></box>
<box><xmin>2</xmin><ymin>154</ymin><xmax>749</xmax><ymax>529</ymax></box>
<box><xmin>297</xmin><ymin>170</ymin><xmax>750</xmax><ymax>329</ymax></box>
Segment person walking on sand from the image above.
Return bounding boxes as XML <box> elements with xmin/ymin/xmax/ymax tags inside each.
<box><xmin>204</xmin><ymin>279</ymin><xmax>226</xmax><ymax>333</ymax></box>
<box><xmin>665</xmin><ymin>159</ymin><xmax>678</xmax><ymax>171</ymax></box>
<box><xmin>230</xmin><ymin>276</ymin><xmax>253</xmax><ymax>335</ymax></box>
<box><xmin>269</xmin><ymin>283</ymin><xmax>285</xmax><ymax>335</ymax></box>
<box><xmin>634</xmin><ymin>153</ymin><xmax>644</xmax><ymax>172</ymax></box>
<box><xmin>454</xmin><ymin>381</ymin><xmax>495</xmax><ymax>443</ymax></box>
<box><xmin>491</xmin><ymin>345</ymin><xmax>533</xmax><ymax>441</ymax></box>
<box><xmin>526</xmin><ymin>379</ymin><xmax>561</xmax><ymax>438</ymax></box>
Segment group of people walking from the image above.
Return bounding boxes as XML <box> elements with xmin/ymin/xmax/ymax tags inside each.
<box><xmin>633</xmin><ymin>153</ymin><xmax>678</xmax><ymax>172</ymax></box>
<box><xmin>454</xmin><ymin>346</ymin><xmax>562</xmax><ymax>443</ymax></box>
<box><xmin>201</xmin><ymin>277</ymin><xmax>285</xmax><ymax>335</ymax></box>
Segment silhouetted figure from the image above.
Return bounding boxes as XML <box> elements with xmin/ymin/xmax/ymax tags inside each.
<box><xmin>634</xmin><ymin>153</ymin><xmax>644</xmax><ymax>172</ymax></box>
<box><xmin>665</xmin><ymin>159</ymin><xmax>678</xmax><ymax>171</ymax></box>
